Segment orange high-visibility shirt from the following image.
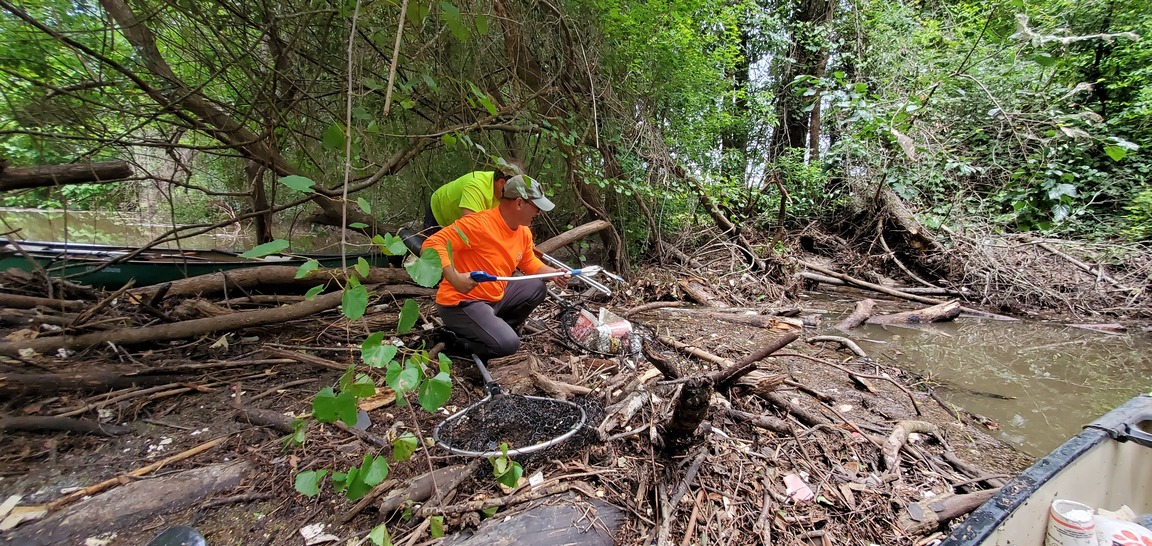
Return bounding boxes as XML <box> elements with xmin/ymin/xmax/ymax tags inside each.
<box><xmin>423</xmin><ymin>207</ymin><xmax>546</xmax><ymax>306</ymax></box>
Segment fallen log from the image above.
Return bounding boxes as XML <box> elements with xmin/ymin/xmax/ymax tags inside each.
<box><xmin>434</xmin><ymin>492</ymin><xmax>622</xmax><ymax>546</ymax></box>
<box><xmin>0</xmin><ymin>415</ymin><xmax>131</xmax><ymax>436</ymax></box>
<box><xmin>0</xmin><ymin>287</ymin><xmax>350</xmax><ymax>356</ymax></box>
<box><xmin>535</xmin><ymin>220</ymin><xmax>612</xmax><ymax>255</ymax></box>
<box><xmin>883</xmin><ymin>420</ymin><xmax>944</xmax><ymax>476</ymax></box>
<box><xmin>834</xmin><ymin>299</ymin><xmax>875</xmax><ymax>331</ymax></box>
<box><xmin>129</xmin><ymin>266</ymin><xmax>415</xmax><ymax>300</ymax></box>
<box><xmin>7</xmin><ymin>461</ymin><xmax>248</xmax><ymax>546</ymax></box>
<box><xmin>0</xmin><ymin>293</ymin><xmax>89</xmax><ymax>312</ymax></box>
<box><xmin>867</xmin><ymin>300</ymin><xmax>960</xmax><ymax>325</ymax></box>
<box><xmin>0</xmin><ymin>371</ymin><xmax>180</xmax><ymax>394</ymax></box>
<box><xmin>678</xmin><ymin>278</ymin><xmax>726</xmax><ymax>307</ymax></box>
<box><xmin>898</xmin><ymin>488</ymin><xmax>1000</xmax><ymax>536</ymax></box>
<box><xmin>724</xmin><ymin>408</ymin><xmax>794</xmax><ymax>435</ymax></box>
<box><xmin>378</xmin><ymin>463</ymin><xmax>476</xmax><ymax>514</ymax></box>
<box><xmin>0</xmin><ymin>160</ymin><xmax>132</xmax><ymax>191</ymax></box>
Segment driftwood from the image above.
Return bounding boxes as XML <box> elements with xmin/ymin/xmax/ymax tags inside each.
<box><xmin>535</xmin><ymin>220</ymin><xmax>612</xmax><ymax>255</ymax></box>
<box><xmin>733</xmin><ymin>371</ymin><xmax>787</xmax><ymax>398</ymax></box>
<box><xmin>724</xmin><ymin>408</ymin><xmax>794</xmax><ymax>435</ymax></box>
<box><xmin>0</xmin><ymin>371</ymin><xmax>181</xmax><ymax>394</ymax></box>
<box><xmin>898</xmin><ymin>488</ymin><xmax>1000</xmax><ymax>535</ymax></box>
<box><xmin>437</xmin><ymin>493</ymin><xmax>622</xmax><ymax>546</ymax></box>
<box><xmin>678</xmin><ymin>278</ymin><xmax>726</xmax><ymax>307</ymax></box>
<box><xmin>0</xmin><ymin>160</ymin><xmax>132</xmax><ymax>191</ymax></box>
<box><xmin>835</xmin><ymin>299</ymin><xmax>875</xmax><ymax>331</ymax></box>
<box><xmin>0</xmin><ymin>415</ymin><xmax>131</xmax><ymax>436</ymax></box>
<box><xmin>621</xmin><ymin>300</ymin><xmax>684</xmax><ymax>317</ymax></box>
<box><xmin>660</xmin><ymin>377</ymin><xmax>712</xmax><ymax>448</ymax></box>
<box><xmin>0</xmin><ymin>293</ymin><xmax>89</xmax><ymax>312</ymax></box>
<box><xmin>867</xmin><ymin>301</ymin><xmax>961</xmax><ymax>325</ymax></box>
<box><xmin>129</xmin><ymin>266</ymin><xmax>415</xmax><ymax>300</ymax></box>
<box><xmin>46</xmin><ymin>436</ymin><xmax>231</xmax><ymax>511</ymax></box>
<box><xmin>378</xmin><ymin>463</ymin><xmax>476</xmax><ymax>514</ymax></box>
<box><xmin>0</xmin><ymin>288</ymin><xmax>346</xmax><ymax>356</ymax></box>
<box><xmin>6</xmin><ymin>462</ymin><xmax>247</xmax><ymax>546</ymax></box>
<box><xmin>883</xmin><ymin>420</ymin><xmax>944</xmax><ymax>475</ymax></box>
<box><xmin>233</xmin><ymin>406</ymin><xmax>295</xmax><ymax>434</ymax></box>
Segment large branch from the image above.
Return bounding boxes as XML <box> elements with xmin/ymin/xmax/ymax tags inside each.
<box><xmin>128</xmin><ymin>265</ymin><xmax>413</xmax><ymax>300</ymax></box>
<box><xmin>0</xmin><ymin>161</ymin><xmax>132</xmax><ymax>191</ymax></box>
<box><xmin>0</xmin><ymin>285</ymin><xmax>403</xmax><ymax>356</ymax></box>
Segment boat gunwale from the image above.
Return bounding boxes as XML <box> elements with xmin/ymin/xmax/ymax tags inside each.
<box><xmin>939</xmin><ymin>394</ymin><xmax>1152</xmax><ymax>545</ymax></box>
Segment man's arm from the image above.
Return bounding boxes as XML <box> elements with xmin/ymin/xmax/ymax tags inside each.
<box><xmin>534</xmin><ymin>264</ymin><xmax>570</xmax><ymax>288</ymax></box>
<box><xmin>441</xmin><ymin>264</ymin><xmax>479</xmax><ymax>294</ymax></box>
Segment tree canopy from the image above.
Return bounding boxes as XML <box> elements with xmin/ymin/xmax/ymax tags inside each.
<box><xmin>1</xmin><ymin>0</ymin><xmax>1149</xmax><ymax>257</ymax></box>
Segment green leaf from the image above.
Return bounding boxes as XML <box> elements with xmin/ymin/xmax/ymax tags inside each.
<box><xmin>418</xmin><ymin>371</ymin><xmax>452</xmax><ymax>412</ymax></box>
<box><xmin>357</xmin><ymin>197</ymin><xmax>372</xmax><ymax>214</ymax></box>
<box><xmin>480</xmin><ymin>506</ymin><xmax>499</xmax><ymax>518</ymax></box>
<box><xmin>304</xmin><ymin>285</ymin><xmax>324</xmax><ymax>300</ymax></box>
<box><xmin>289</xmin><ymin>419</ymin><xmax>308</xmax><ymax>447</ymax></box>
<box><xmin>406</xmin><ymin>248</ymin><xmax>444</xmax><ymax>287</ymax></box>
<box><xmin>438</xmin><ymin>352</ymin><xmax>452</xmax><ymax>374</ymax></box>
<box><xmin>468</xmin><ymin>82</ymin><xmax>497</xmax><ymax>115</ymax></box>
<box><xmin>397</xmin><ymin>299</ymin><xmax>420</xmax><ymax>334</ymax></box>
<box><xmin>369</xmin><ymin>524</ymin><xmax>391</xmax><ymax>546</ymax></box>
<box><xmin>1104</xmin><ymin>145</ymin><xmax>1127</xmax><ymax>162</ymax></box>
<box><xmin>1029</xmin><ymin>52</ymin><xmax>1057</xmax><ymax>67</ymax></box>
<box><xmin>406</xmin><ymin>0</ymin><xmax>430</xmax><ymax>26</ymax></box>
<box><xmin>376</xmin><ymin>233</ymin><xmax>409</xmax><ymax>256</ymax></box>
<box><xmin>294</xmin><ymin>469</ymin><xmax>328</xmax><ymax>498</ymax></box>
<box><xmin>356</xmin><ymin>256</ymin><xmax>371</xmax><ymax>278</ymax></box>
<box><xmin>278</xmin><ymin>175</ymin><xmax>316</xmax><ymax>193</ymax></box>
<box><xmin>430</xmin><ymin>516</ymin><xmax>444</xmax><ymax>538</ymax></box>
<box><xmin>348</xmin><ymin>373</ymin><xmax>376</xmax><ymax>398</ymax></box>
<box><xmin>474</xmin><ymin>13</ymin><xmax>489</xmax><ymax>35</ymax></box>
<box><xmin>393</xmin><ymin>432</ymin><xmax>419</xmax><ymax>462</ymax></box>
<box><xmin>362</xmin><ymin>333</ymin><xmax>399</xmax><ymax>368</ymax></box>
<box><xmin>295</xmin><ymin>259</ymin><xmax>320</xmax><ymax>279</ymax></box>
<box><xmin>440</xmin><ymin>1</ymin><xmax>470</xmax><ymax>41</ymax></box>
<box><xmin>494</xmin><ymin>460</ymin><xmax>523</xmax><ymax>488</ymax></box>
<box><xmin>312</xmin><ymin>387</ymin><xmax>339</xmax><ymax>422</ymax></box>
<box><xmin>362</xmin><ymin>454</ymin><xmax>390</xmax><ymax>486</ymax></box>
<box><xmin>322</xmin><ymin>123</ymin><xmax>346</xmax><ymax>150</ymax></box>
<box><xmin>335</xmin><ymin>391</ymin><xmax>360</xmax><ymax>426</ymax></box>
<box><xmin>352</xmin><ymin>106</ymin><xmax>372</xmax><ymax>121</ymax></box>
<box><xmin>349</xmin><ymin>222</ymin><xmax>369</xmax><ymax>229</ymax></box>
<box><xmin>240</xmin><ymin>240</ymin><xmax>290</xmax><ymax>258</ymax></box>
<box><xmin>442</xmin><ymin>133</ymin><xmax>457</xmax><ymax>148</ymax></box>
<box><xmin>342</xmin><ymin>284</ymin><xmax>369</xmax><ymax>320</ymax></box>
<box><xmin>395</xmin><ymin>362</ymin><xmax>421</xmax><ymax>393</ymax></box>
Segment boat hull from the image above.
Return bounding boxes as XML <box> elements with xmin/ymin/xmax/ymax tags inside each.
<box><xmin>941</xmin><ymin>394</ymin><xmax>1152</xmax><ymax>545</ymax></box>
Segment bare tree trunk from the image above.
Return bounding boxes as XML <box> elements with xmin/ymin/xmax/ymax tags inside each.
<box><xmin>0</xmin><ymin>161</ymin><xmax>132</xmax><ymax>190</ymax></box>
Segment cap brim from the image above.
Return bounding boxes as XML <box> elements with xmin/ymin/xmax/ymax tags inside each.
<box><xmin>532</xmin><ymin>196</ymin><xmax>555</xmax><ymax>212</ymax></box>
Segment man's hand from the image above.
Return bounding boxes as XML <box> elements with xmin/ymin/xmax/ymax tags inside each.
<box><xmin>443</xmin><ymin>265</ymin><xmax>479</xmax><ymax>294</ymax></box>
<box><xmin>537</xmin><ymin>265</ymin><xmax>571</xmax><ymax>288</ymax></box>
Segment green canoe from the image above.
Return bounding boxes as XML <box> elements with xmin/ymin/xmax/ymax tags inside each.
<box><xmin>0</xmin><ymin>239</ymin><xmax>393</xmax><ymax>289</ymax></box>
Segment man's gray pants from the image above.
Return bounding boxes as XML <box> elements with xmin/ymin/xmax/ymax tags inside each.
<box><xmin>436</xmin><ymin>279</ymin><xmax>547</xmax><ymax>359</ymax></box>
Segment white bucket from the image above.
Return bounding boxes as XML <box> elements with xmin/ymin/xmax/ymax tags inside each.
<box><xmin>1045</xmin><ymin>499</ymin><xmax>1098</xmax><ymax>546</ymax></box>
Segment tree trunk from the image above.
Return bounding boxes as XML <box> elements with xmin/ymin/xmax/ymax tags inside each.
<box><xmin>0</xmin><ymin>161</ymin><xmax>132</xmax><ymax>191</ymax></box>
<box><xmin>867</xmin><ymin>300</ymin><xmax>961</xmax><ymax>325</ymax></box>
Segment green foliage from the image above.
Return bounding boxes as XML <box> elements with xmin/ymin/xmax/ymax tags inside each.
<box><xmin>397</xmin><ymin>299</ymin><xmax>421</xmax><ymax>334</ymax></box>
<box><xmin>1123</xmin><ymin>187</ymin><xmax>1152</xmax><ymax>240</ymax></box>
<box><xmin>407</xmin><ymin>249</ymin><xmax>445</xmax><ymax>287</ymax></box>
<box><xmin>333</xmin><ymin>453</ymin><xmax>390</xmax><ymax>501</ymax></box>
<box><xmin>490</xmin><ymin>443</ymin><xmax>524</xmax><ymax>489</ymax></box>
<box><xmin>241</xmin><ymin>240</ymin><xmax>290</xmax><ymax>259</ymax></box>
<box><xmin>369</xmin><ymin>524</ymin><xmax>392</xmax><ymax>546</ymax></box>
<box><xmin>294</xmin><ymin>469</ymin><xmax>328</xmax><ymax>498</ymax></box>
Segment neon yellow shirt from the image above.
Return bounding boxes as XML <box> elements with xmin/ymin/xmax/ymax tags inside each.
<box><xmin>429</xmin><ymin>171</ymin><xmax>498</xmax><ymax>227</ymax></box>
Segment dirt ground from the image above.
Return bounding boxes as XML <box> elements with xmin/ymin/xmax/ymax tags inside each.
<box><xmin>0</xmin><ymin>257</ymin><xmax>1045</xmax><ymax>546</ymax></box>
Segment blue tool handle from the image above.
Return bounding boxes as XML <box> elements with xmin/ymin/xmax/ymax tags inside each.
<box><xmin>469</xmin><ymin>271</ymin><xmax>498</xmax><ymax>282</ymax></box>
<box><xmin>569</xmin><ymin>268</ymin><xmax>584</xmax><ymax>276</ymax></box>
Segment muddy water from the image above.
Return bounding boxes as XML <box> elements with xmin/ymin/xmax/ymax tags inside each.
<box><xmin>810</xmin><ymin>293</ymin><xmax>1152</xmax><ymax>458</ymax></box>
<box><xmin>0</xmin><ymin>208</ymin><xmax>367</xmax><ymax>252</ymax></box>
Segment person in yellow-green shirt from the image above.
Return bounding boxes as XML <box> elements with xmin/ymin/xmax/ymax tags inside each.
<box><xmin>422</xmin><ymin>167</ymin><xmax>518</xmax><ymax>234</ymax></box>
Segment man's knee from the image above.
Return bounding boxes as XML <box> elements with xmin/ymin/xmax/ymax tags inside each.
<box><xmin>488</xmin><ymin>332</ymin><xmax>521</xmax><ymax>357</ymax></box>
<box><xmin>524</xmin><ymin>278</ymin><xmax>547</xmax><ymax>305</ymax></box>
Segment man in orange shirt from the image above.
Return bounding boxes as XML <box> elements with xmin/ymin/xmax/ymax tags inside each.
<box><xmin>422</xmin><ymin>175</ymin><xmax>569</xmax><ymax>359</ymax></box>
